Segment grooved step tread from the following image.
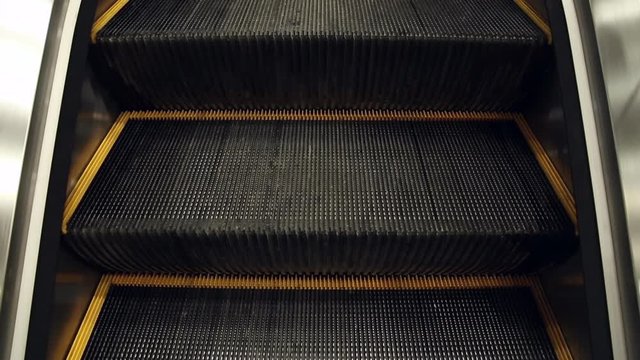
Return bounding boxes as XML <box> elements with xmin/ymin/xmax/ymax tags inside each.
<box><xmin>63</xmin><ymin>112</ymin><xmax>575</xmax><ymax>275</ymax></box>
<box><xmin>67</xmin><ymin>275</ymin><xmax>572</xmax><ymax>360</ymax></box>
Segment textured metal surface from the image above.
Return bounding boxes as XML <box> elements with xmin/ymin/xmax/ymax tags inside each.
<box><xmin>81</xmin><ymin>285</ymin><xmax>558</xmax><ymax>360</ymax></box>
<box><xmin>93</xmin><ymin>0</ymin><xmax>547</xmax><ymax>110</ymax></box>
<box><xmin>65</xmin><ymin>116</ymin><xmax>574</xmax><ymax>274</ymax></box>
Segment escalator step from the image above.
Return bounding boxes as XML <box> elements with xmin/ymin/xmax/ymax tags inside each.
<box><xmin>63</xmin><ymin>111</ymin><xmax>575</xmax><ymax>274</ymax></box>
<box><xmin>93</xmin><ymin>0</ymin><xmax>548</xmax><ymax>110</ymax></box>
<box><xmin>68</xmin><ymin>275</ymin><xmax>570</xmax><ymax>360</ymax></box>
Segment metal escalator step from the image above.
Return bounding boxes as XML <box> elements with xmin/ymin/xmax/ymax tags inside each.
<box><xmin>63</xmin><ymin>111</ymin><xmax>575</xmax><ymax>274</ymax></box>
<box><xmin>67</xmin><ymin>275</ymin><xmax>571</xmax><ymax>360</ymax></box>
<box><xmin>92</xmin><ymin>0</ymin><xmax>549</xmax><ymax>110</ymax></box>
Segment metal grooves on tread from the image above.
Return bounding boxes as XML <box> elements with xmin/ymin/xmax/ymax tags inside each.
<box><xmin>92</xmin><ymin>0</ymin><xmax>548</xmax><ymax>110</ymax></box>
<box><xmin>67</xmin><ymin>275</ymin><xmax>572</xmax><ymax>360</ymax></box>
<box><xmin>62</xmin><ymin>111</ymin><xmax>575</xmax><ymax>275</ymax></box>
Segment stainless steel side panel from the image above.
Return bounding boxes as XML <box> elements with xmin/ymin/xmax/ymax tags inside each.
<box><xmin>0</xmin><ymin>0</ymin><xmax>58</xmax><ymax>357</ymax></box>
<box><xmin>0</xmin><ymin>0</ymin><xmax>82</xmax><ymax>358</ymax></box>
<box><xmin>563</xmin><ymin>0</ymin><xmax>640</xmax><ymax>358</ymax></box>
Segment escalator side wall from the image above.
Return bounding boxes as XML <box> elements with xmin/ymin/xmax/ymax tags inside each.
<box><xmin>43</xmin><ymin>0</ymin><xmax>598</xmax><ymax>359</ymax></box>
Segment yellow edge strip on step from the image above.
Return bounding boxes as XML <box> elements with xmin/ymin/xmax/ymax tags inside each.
<box><xmin>61</xmin><ymin>110</ymin><xmax>576</xmax><ymax>233</ymax></box>
<box><xmin>62</xmin><ymin>113</ymin><xmax>130</xmax><ymax>234</ymax></box>
<box><xmin>91</xmin><ymin>0</ymin><xmax>130</xmax><ymax>43</ymax></box>
<box><xmin>127</xmin><ymin>109</ymin><xmax>518</xmax><ymax>122</ymax></box>
<box><xmin>107</xmin><ymin>273</ymin><xmax>534</xmax><ymax>289</ymax></box>
<box><xmin>530</xmin><ymin>279</ymin><xmax>574</xmax><ymax>360</ymax></box>
<box><xmin>66</xmin><ymin>277</ymin><xmax>112</xmax><ymax>360</ymax></box>
<box><xmin>515</xmin><ymin>115</ymin><xmax>577</xmax><ymax>226</ymax></box>
<box><xmin>91</xmin><ymin>0</ymin><xmax>552</xmax><ymax>45</ymax></box>
<box><xmin>514</xmin><ymin>0</ymin><xmax>553</xmax><ymax>44</ymax></box>
<box><xmin>67</xmin><ymin>274</ymin><xmax>573</xmax><ymax>360</ymax></box>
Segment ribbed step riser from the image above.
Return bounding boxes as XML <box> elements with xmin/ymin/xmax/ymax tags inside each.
<box><xmin>67</xmin><ymin>275</ymin><xmax>571</xmax><ymax>360</ymax></box>
<box><xmin>94</xmin><ymin>0</ymin><xmax>548</xmax><ymax>110</ymax></box>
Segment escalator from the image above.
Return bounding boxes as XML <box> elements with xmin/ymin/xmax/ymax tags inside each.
<box><xmin>60</xmin><ymin>0</ymin><xmax>581</xmax><ymax>358</ymax></box>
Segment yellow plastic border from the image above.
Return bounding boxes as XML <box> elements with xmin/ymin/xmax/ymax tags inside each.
<box><xmin>61</xmin><ymin>110</ymin><xmax>577</xmax><ymax>233</ymax></box>
<box><xmin>515</xmin><ymin>115</ymin><xmax>577</xmax><ymax>226</ymax></box>
<box><xmin>91</xmin><ymin>0</ymin><xmax>130</xmax><ymax>43</ymax></box>
<box><xmin>62</xmin><ymin>113</ymin><xmax>129</xmax><ymax>234</ymax></box>
<box><xmin>514</xmin><ymin>0</ymin><xmax>552</xmax><ymax>44</ymax></box>
<box><xmin>126</xmin><ymin>109</ymin><xmax>517</xmax><ymax>122</ymax></box>
<box><xmin>66</xmin><ymin>274</ymin><xmax>572</xmax><ymax>360</ymax></box>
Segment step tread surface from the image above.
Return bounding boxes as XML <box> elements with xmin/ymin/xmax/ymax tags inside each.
<box><xmin>78</xmin><ymin>280</ymin><xmax>560</xmax><ymax>359</ymax></box>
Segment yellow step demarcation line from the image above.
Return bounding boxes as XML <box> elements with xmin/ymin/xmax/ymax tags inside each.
<box><xmin>514</xmin><ymin>0</ymin><xmax>553</xmax><ymax>44</ymax></box>
<box><xmin>61</xmin><ymin>110</ymin><xmax>577</xmax><ymax>233</ymax></box>
<box><xmin>91</xmin><ymin>0</ymin><xmax>129</xmax><ymax>43</ymax></box>
<box><xmin>66</xmin><ymin>274</ymin><xmax>573</xmax><ymax>360</ymax></box>
<box><xmin>62</xmin><ymin>112</ymin><xmax>129</xmax><ymax>234</ymax></box>
<box><xmin>126</xmin><ymin>109</ymin><xmax>518</xmax><ymax>122</ymax></box>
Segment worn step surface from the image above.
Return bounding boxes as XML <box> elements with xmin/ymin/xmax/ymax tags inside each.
<box><xmin>63</xmin><ymin>112</ymin><xmax>574</xmax><ymax>274</ymax></box>
<box><xmin>93</xmin><ymin>0</ymin><xmax>548</xmax><ymax>110</ymax></box>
